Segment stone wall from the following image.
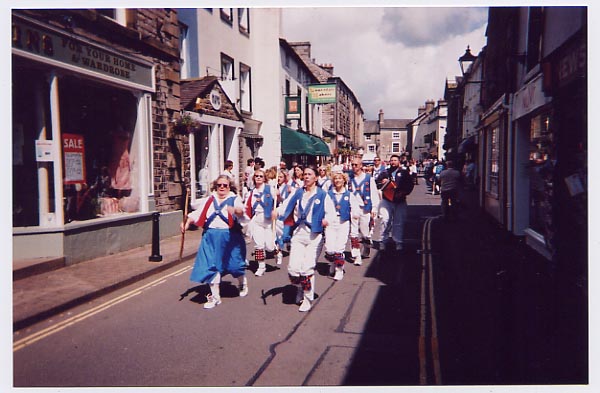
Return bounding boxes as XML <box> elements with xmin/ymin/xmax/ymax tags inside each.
<box><xmin>129</xmin><ymin>9</ymin><xmax>185</xmax><ymax>212</ymax></box>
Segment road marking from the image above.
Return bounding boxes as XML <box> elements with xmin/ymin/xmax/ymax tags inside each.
<box><xmin>13</xmin><ymin>265</ymin><xmax>191</xmax><ymax>352</ymax></box>
<box><xmin>418</xmin><ymin>216</ymin><xmax>443</xmax><ymax>385</ymax></box>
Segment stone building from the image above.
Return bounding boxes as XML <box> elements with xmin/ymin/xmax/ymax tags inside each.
<box><xmin>289</xmin><ymin>42</ymin><xmax>364</xmax><ymax>164</ymax></box>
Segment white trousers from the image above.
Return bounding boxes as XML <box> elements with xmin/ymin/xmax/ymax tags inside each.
<box><xmin>288</xmin><ymin>225</ymin><xmax>322</xmax><ymax>277</ymax></box>
<box><xmin>350</xmin><ymin>211</ymin><xmax>372</xmax><ymax>239</ymax></box>
<box><xmin>325</xmin><ymin>217</ymin><xmax>350</xmax><ymax>254</ymax></box>
<box><xmin>248</xmin><ymin>213</ymin><xmax>276</xmax><ymax>252</ymax></box>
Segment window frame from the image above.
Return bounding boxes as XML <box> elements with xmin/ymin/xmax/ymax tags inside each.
<box><xmin>220</xmin><ymin>53</ymin><xmax>234</xmax><ymax>81</ymax></box>
<box><xmin>239</xmin><ymin>62</ymin><xmax>252</xmax><ymax>114</ymax></box>
<box><xmin>392</xmin><ymin>142</ymin><xmax>401</xmax><ymax>153</ymax></box>
<box><xmin>220</xmin><ymin>8</ymin><xmax>233</xmax><ymax>25</ymax></box>
<box><xmin>238</xmin><ymin>8</ymin><xmax>250</xmax><ymax>35</ymax></box>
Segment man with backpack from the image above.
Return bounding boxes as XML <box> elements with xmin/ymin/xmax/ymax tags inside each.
<box><xmin>373</xmin><ymin>154</ymin><xmax>415</xmax><ymax>252</ymax></box>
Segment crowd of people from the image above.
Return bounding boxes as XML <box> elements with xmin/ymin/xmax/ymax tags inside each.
<box><xmin>181</xmin><ymin>154</ymin><xmax>419</xmax><ymax>312</ymax></box>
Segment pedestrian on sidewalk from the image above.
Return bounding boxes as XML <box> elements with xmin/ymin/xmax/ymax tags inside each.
<box><xmin>244</xmin><ymin>168</ymin><xmax>279</xmax><ymax>276</ymax></box>
<box><xmin>278</xmin><ymin>166</ymin><xmax>336</xmax><ymax>312</ymax></box>
<box><xmin>439</xmin><ymin>160</ymin><xmax>462</xmax><ymax>221</ymax></box>
<box><xmin>182</xmin><ymin>175</ymin><xmax>248</xmax><ymax>309</ymax></box>
<box><xmin>324</xmin><ymin>170</ymin><xmax>361</xmax><ymax>281</ymax></box>
<box><xmin>373</xmin><ymin>154</ymin><xmax>414</xmax><ymax>252</ymax></box>
<box><xmin>348</xmin><ymin>157</ymin><xmax>380</xmax><ymax>265</ymax></box>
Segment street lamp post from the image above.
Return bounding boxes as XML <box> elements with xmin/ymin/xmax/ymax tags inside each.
<box><xmin>458</xmin><ymin>45</ymin><xmax>477</xmax><ymax>76</ymax></box>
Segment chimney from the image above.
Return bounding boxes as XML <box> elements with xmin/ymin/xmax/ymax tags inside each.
<box><xmin>320</xmin><ymin>63</ymin><xmax>334</xmax><ymax>75</ymax></box>
<box><xmin>425</xmin><ymin>99</ymin><xmax>435</xmax><ymax>113</ymax></box>
<box><xmin>378</xmin><ymin>109</ymin><xmax>384</xmax><ymax>125</ymax></box>
<box><xmin>289</xmin><ymin>42</ymin><xmax>312</xmax><ymax>59</ymax></box>
<box><xmin>418</xmin><ymin>105</ymin><xmax>426</xmax><ymax>116</ymax></box>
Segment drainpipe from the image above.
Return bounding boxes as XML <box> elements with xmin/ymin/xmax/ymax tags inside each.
<box><xmin>502</xmin><ymin>93</ymin><xmax>514</xmax><ymax>233</ymax></box>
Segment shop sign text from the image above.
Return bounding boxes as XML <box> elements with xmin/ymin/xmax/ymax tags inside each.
<box><xmin>12</xmin><ymin>15</ymin><xmax>153</xmax><ymax>90</ymax></box>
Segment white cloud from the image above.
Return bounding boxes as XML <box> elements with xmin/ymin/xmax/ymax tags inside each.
<box><xmin>282</xmin><ymin>7</ymin><xmax>488</xmax><ymax>120</ymax></box>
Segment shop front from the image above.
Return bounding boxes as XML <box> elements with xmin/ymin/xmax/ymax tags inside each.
<box><xmin>511</xmin><ymin>74</ymin><xmax>554</xmax><ymax>259</ymax></box>
<box><xmin>180</xmin><ymin>77</ymin><xmax>244</xmax><ymax>206</ymax></box>
<box><xmin>12</xmin><ymin>14</ymin><xmax>156</xmax><ymax>264</ymax></box>
<box><xmin>541</xmin><ymin>32</ymin><xmax>587</xmax><ymax>268</ymax></box>
<box><xmin>479</xmin><ymin>96</ymin><xmax>509</xmax><ymax>226</ymax></box>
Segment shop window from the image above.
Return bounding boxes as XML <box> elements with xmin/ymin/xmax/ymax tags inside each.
<box><xmin>486</xmin><ymin>126</ymin><xmax>500</xmax><ymax>195</ymax></box>
<box><xmin>528</xmin><ymin>113</ymin><xmax>555</xmax><ymax>243</ymax></box>
<box><xmin>12</xmin><ymin>66</ymin><xmax>46</xmax><ymax>227</ymax></box>
<box><xmin>239</xmin><ymin>63</ymin><xmax>251</xmax><ymax>113</ymax></box>
<box><xmin>59</xmin><ymin>76</ymin><xmax>139</xmax><ymax>222</ymax></box>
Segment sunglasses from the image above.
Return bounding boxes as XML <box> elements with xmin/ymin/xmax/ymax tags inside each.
<box><xmin>216</xmin><ymin>183</ymin><xmax>229</xmax><ymax>188</ymax></box>
<box><xmin>254</xmin><ymin>175</ymin><xmax>264</xmax><ymax>178</ymax></box>
<box><xmin>351</xmin><ymin>164</ymin><xmax>360</xmax><ymax>167</ymax></box>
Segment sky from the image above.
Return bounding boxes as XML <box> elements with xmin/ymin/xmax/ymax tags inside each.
<box><xmin>281</xmin><ymin>6</ymin><xmax>489</xmax><ymax>121</ymax></box>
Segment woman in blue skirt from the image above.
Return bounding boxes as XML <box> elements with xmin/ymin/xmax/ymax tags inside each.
<box><xmin>181</xmin><ymin>175</ymin><xmax>247</xmax><ymax>309</ymax></box>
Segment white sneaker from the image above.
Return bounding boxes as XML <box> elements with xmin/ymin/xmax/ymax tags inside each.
<box><xmin>333</xmin><ymin>268</ymin><xmax>344</xmax><ymax>281</ymax></box>
<box><xmin>299</xmin><ymin>298</ymin><xmax>312</xmax><ymax>312</ymax></box>
<box><xmin>238</xmin><ymin>284</ymin><xmax>248</xmax><ymax>297</ymax></box>
<box><xmin>255</xmin><ymin>262</ymin><xmax>266</xmax><ymax>276</ymax></box>
<box><xmin>354</xmin><ymin>254</ymin><xmax>362</xmax><ymax>266</ymax></box>
<box><xmin>203</xmin><ymin>294</ymin><xmax>221</xmax><ymax>309</ymax></box>
<box><xmin>276</xmin><ymin>252</ymin><xmax>283</xmax><ymax>265</ymax></box>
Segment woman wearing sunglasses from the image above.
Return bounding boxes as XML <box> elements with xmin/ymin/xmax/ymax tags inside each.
<box><xmin>181</xmin><ymin>175</ymin><xmax>248</xmax><ymax>309</ymax></box>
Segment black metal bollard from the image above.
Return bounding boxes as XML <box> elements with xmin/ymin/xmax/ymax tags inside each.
<box><xmin>148</xmin><ymin>211</ymin><xmax>163</xmax><ymax>262</ymax></box>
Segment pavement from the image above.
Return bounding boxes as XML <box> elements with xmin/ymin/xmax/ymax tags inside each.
<box><xmin>12</xmin><ymin>179</ymin><xmax>588</xmax><ymax>385</ymax></box>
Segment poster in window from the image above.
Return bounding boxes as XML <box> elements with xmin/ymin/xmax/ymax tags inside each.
<box><xmin>62</xmin><ymin>133</ymin><xmax>86</xmax><ymax>184</ymax></box>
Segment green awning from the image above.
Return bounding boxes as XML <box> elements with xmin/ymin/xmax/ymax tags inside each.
<box><xmin>308</xmin><ymin>134</ymin><xmax>331</xmax><ymax>156</ymax></box>
<box><xmin>281</xmin><ymin>126</ymin><xmax>330</xmax><ymax>156</ymax></box>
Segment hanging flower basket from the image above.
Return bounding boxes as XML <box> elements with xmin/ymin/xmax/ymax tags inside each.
<box><xmin>173</xmin><ymin>113</ymin><xmax>201</xmax><ymax>134</ymax></box>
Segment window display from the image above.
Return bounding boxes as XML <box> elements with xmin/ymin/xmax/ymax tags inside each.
<box><xmin>528</xmin><ymin>112</ymin><xmax>555</xmax><ymax>250</ymax></box>
<box><xmin>59</xmin><ymin>76</ymin><xmax>139</xmax><ymax>222</ymax></box>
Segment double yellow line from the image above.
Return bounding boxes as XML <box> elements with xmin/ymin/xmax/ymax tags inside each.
<box><xmin>418</xmin><ymin>217</ymin><xmax>442</xmax><ymax>385</ymax></box>
<box><xmin>13</xmin><ymin>265</ymin><xmax>191</xmax><ymax>352</ymax></box>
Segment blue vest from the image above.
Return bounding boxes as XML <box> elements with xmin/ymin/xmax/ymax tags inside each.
<box><xmin>350</xmin><ymin>174</ymin><xmax>373</xmax><ymax>213</ymax></box>
<box><xmin>247</xmin><ymin>184</ymin><xmax>275</xmax><ymax>219</ymax></box>
<box><xmin>328</xmin><ymin>189</ymin><xmax>351</xmax><ymax>222</ymax></box>
<box><xmin>278</xmin><ymin>183</ymin><xmax>292</xmax><ymax>201</ymax></box>
<box><xmin>279</xmin><ymin>187</ymin><xmax>326</xmax><ymax>233</ymax></box>
<box><xmin>200</xmin><ymin>196</ymin><xmax>237</xmax><ymax>229</ymax></box>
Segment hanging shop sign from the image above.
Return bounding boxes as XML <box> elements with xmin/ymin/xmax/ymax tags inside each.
<box><xmin>285</xmin><ymin>96</ymin><xmax>301</xmax><ymax>120</ymax></box>
<box><xmin>63</xmin><ymin>133</ymin><xmax>86</xmax><ymax>185</ymax></box>
<box><xmin>12</xmin><ymin>14</ymin><xmax>154</xmax><ymax>91</ymax></box>
<box><xmin>308</xmin><ymin>84</ymin><xmax>337</xmax><ymax>104</ymax></box>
